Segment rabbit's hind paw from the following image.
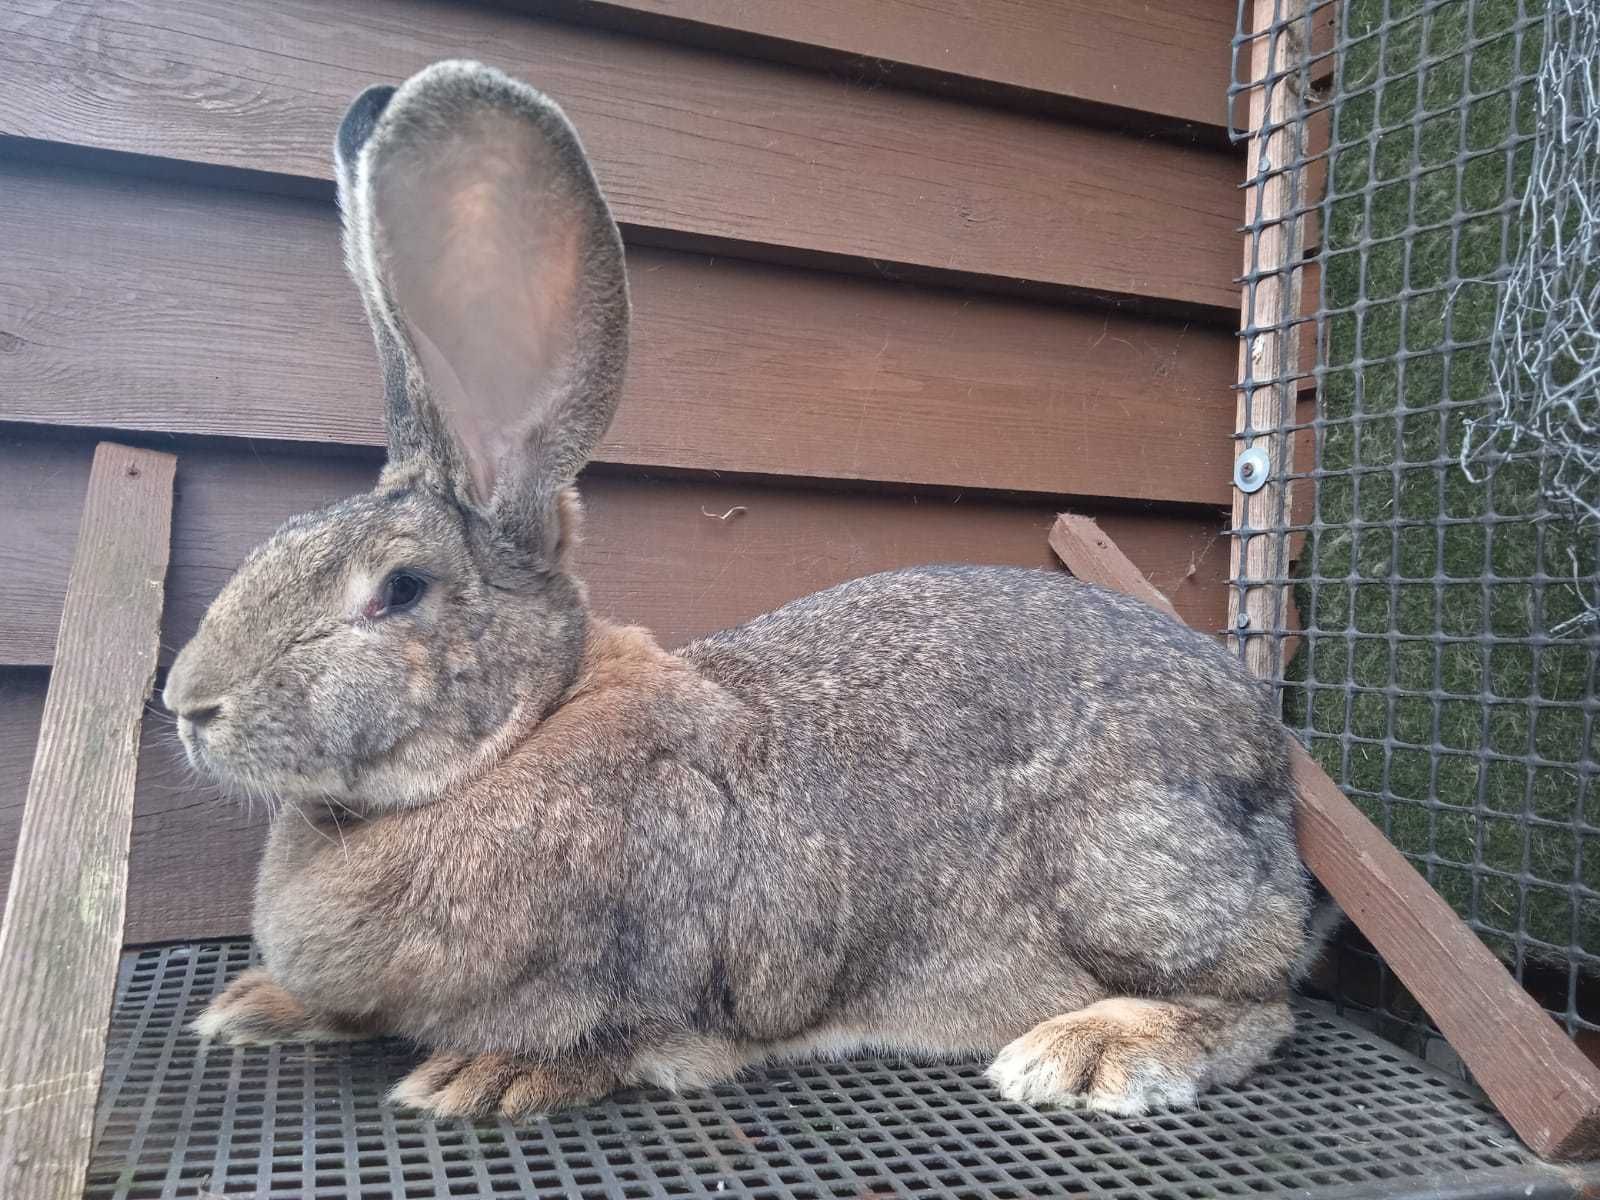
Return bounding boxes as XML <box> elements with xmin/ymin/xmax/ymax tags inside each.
<box><xmin>986</xmin><ymin>996</ymin><xmax>1291</xmax><ymax>1117</ymax></box>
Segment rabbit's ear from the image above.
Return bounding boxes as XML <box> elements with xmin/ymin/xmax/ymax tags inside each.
<box><xmin>334</xmin><ymin>62</ymin><xmax>629</xmax><ymax>567</ymax></box>
<box><xmin>336</xmin><ymin>85</ymin><xmax>432</xmax><ymax>466</ymax></box>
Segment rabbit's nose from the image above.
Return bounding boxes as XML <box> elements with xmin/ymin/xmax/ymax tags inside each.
<box><xmin>181</xmin><ymin>702</ymin><xmax>224</xmax><ymax>729</ymax></box>
<box><xmin>163</xmin><ymin>642</ymin><xmax>220</xmax><ymax>720</ymax></box>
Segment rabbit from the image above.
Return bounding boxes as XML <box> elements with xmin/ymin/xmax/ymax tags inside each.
<box><xmin>164</xmin><ymin>59</ymin><xmax>1329</xmax><ymax>1121</ymax></box>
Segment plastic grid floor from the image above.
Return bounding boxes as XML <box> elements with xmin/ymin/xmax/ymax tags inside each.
<box><xmin>84</xmin><ymin>942</ymin><xmax>1587</xmax><ymax>1200</ymax></box>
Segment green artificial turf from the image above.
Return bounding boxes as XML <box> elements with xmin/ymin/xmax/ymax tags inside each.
<box><xmin>1282</xmin><ymin>0</ymin><xmax>1599</xmax><ymax>968</ymax></box>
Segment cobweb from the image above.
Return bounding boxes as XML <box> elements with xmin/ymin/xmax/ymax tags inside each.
<box><xmin>1461</xmin><ymin>0</ymin><xmax>1600</xmax><ymax>635</ymax></box>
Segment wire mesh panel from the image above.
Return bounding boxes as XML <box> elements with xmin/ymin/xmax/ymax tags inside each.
<box><xmin>1230</xmin><ymin>0</ymin><xmax>1600</xmax><ymax>1055</ymax></box>
<box><xmin>84</xmin><ymin>942</ymin><xmax>1586</xmax><ymax>1200</ymax></box>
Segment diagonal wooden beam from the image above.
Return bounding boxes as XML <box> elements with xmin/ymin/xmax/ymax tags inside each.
<box><xmin>1050</xmin><ymin>511</ymin><xmax>1600</xmax><ymax>1163</ymax></box>
<box><xmin>0</xmin><ymin>443</ymin><xmax>176</xmax><ymax>1199</ymax></box>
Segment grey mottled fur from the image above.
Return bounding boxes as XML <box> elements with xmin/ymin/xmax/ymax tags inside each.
<box><xmin>165</xmin><ymin>60</ymin><xmax>1325</xmax><ymax>1119</ymax></box>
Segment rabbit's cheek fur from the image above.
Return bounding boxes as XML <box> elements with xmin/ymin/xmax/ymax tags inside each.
<box><xmin>170</xmin><ymin>477</ymin><xmax>590</xmax><ymax>810</ymax></box>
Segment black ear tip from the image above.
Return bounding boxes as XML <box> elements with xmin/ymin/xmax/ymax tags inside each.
<box><xmin>337</xmin><ymin>85</ymin><xmax>397</xmax><ymax>168</ymax></box>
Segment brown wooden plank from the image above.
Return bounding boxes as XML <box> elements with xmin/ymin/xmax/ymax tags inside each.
<box><xmin>0</xmin><ymin>435</ymin><xmax>1231</xmax><ymax>671</ymax></box>
<box><xmin>0</xmin><ymin>444</ymin><xmax>174</xmax><ymax>1198</ymax></box>
<box><xmin>1296</xmin><ymin>261</ymin><xmax>1324</xmax><ymax>382</ymax></box>
<box><xmin>1300</xmin><ymin>106</ymin><xmax>1333</xmax><ymax>254</ymax></box>
<box><xmin>1228</xmin><ymin>0</ymin><xmax>1310</xmax><ymax>679</ymax></box>
<box><xmin>555</xmin><ymin>0</ymin><xmax>1238</xmax><ymax>131</ymax></box>
<box><xmin>0</xmin><ymin>0</ymin><xmax>1242</xmax><ymax>312</ymax></box>
<box><xmin>1309</xmin><ymin>0</ymin><xmax>1339</xmax><ymax>85</ymax></box>
<box><xmin>1245</xmin><ymin>0</ymin><xmax>1336</xmax><ymax>83</ymax></box>
<box><xmin>1294</xmin><ymin>754</ymin><xmax>1600</xmax><ymax>1161</ymax></box>
<box><xmin>1049</xmin><ymin>514</ymin><xmax>1180</xmax><ymax>620</ymax></box>
<box><xmin>1048</xmin><ymin>512</ymin><xmax>1600</xmax><ymax>1163</ymax></box>
<box><xmin>0</xmin><ymin>158</ymin><xmax>1237</xmax><ymax>506</ymax></box>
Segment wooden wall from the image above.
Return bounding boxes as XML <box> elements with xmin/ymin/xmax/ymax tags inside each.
<box><xmin>0</xmin><ymin>0</ymin><xmax>1243</xmax><ymax>943</ymax></box>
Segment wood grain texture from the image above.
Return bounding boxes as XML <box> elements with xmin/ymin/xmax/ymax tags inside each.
<box><xmin>1048</xmin><ymin>512</ymin><xmax>1600</xmax><ymax>1163</ymax></box>
<box><xmin>559</xmin><ymin>0</ymin><xmax>1238</xmax><ymax>130</ymax></box>
<box><xmin>1309</xmin><ymin>0</ymin><xmax>1338</xmax><ymax>83</ymax></box>
<box><xmin>1049</xmin><ymin>514</ymin><xmax>1180</xmax><ymax>619</ymax></box>
<box><xmin>0</xmin><ymin>435</ymin><xmax>1232</xmax><ymax>671</ymax></box>
<box><xmin>1228</xmin><ymin>0</ymin><xmax>1309</xmax><ymax>679</ymax></box>
<box><xmin>0</xmin><ymin>160</ymin><xmax>1238</xmax><ymax>505</ymax></box>
<box><xmin>0</xmin><ymin>444</ymin><xmax>174</xmax><ymax>1199</ymax></box>
<box><xmin>1293</xmin><ymin>754</ymin><xmax>1600</xmax><ymax>1162</ymax></box>
<box><xmin>0</xmin><ymin>0</ymin><xmax>1242</xmax><ymax>312</ymax></box>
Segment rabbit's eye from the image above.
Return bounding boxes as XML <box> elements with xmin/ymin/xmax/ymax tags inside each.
<box><xmin>377</xmin><ymin>571</ymin><xmax>426</xmax><ymax>616</ymax></box>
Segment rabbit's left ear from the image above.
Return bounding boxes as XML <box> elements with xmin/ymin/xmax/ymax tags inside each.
<box><xmin>335</xmin><ymin>61</ymin><xmax>629</xmax><ymax>569</ymax></box>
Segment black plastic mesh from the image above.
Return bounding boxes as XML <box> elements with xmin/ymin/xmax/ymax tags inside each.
<box><xmin>1229</xmin><ymin>0</ymin><xmax>1600</xmax><ymax>1056</ymax></box>
<box><xmin>79</xmin><ymin>942</ymin><xmax>1586</xmax><ymax>1200</ymax></box>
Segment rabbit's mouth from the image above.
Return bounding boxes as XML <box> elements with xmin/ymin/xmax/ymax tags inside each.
<box><xmin>173</xmin><ymin>704</ymin><xmax>332</xmax><ymax>808</ymax></box>
<box><xmin>175</xmin><ymin>714</ymin><xmax>255</xmax><ymax>796</ymax></box>
<box><xmin>173</xmin><ymin>705</ymin><xmax>223</xmax><ymax>775</ymax></box>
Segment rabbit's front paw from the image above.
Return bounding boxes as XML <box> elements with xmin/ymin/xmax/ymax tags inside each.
<box><xmin>389</xmin><ymin>1050</ymin><xmax>617</xmax><ymax>1119</ymax></box>
<box><xmin>192</xmin><ymin>967</ymin><xmax>371</xmax><ymax>1046</ymax></box>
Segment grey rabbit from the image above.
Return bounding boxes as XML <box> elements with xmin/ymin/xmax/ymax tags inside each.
<box><xmin>165</xmin><ymin>60</ymin><xmax>1327</xmax><ymax>1119</ymax></box>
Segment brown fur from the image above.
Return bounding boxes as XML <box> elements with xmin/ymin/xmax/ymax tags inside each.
<box><xmin>168</xmin><ymin>60</ymin><xmax>1331</xmax><ymax>1122</ymax></box>
<box><xmin>195</xmin><ymin>968</ymin><xmax>373</xmax><ymax>1045</ymax></box>
<box><xmin>390</xmin><ymin>1051</ymin><xmax>618</xmax><ymax>1118</ymax></box>
<box><xmin>987</xmin><ymin>997</ymin><xmax>1294</xmax><ymax>1114</ymax></box>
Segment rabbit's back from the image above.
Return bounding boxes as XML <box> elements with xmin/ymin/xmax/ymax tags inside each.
<box><xmin>681</xmin><ymin>565</ymin><xmax>1309</xmax><ymax>1008</ymax></box>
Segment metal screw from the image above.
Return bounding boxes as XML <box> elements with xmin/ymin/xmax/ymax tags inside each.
<box><xmin>1234</xmin><ymin>446</ymin><xmax>1270</xmax><ymax>494</ymax></box>
<box><xmin>1236</xmin><ymin>611</ymin><xmax>1251</xmax><ymax>630</ymax></box>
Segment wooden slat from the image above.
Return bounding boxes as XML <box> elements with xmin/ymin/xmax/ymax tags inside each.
<box><xmin>0</xmin><ymin>0</ymin><xmax>1242</xmax><ymax>312</ymax></box>
<box><xmin>1296</xmin><ymin>261</ymin><xmax>1324</xmax><ymax>383</ymax></box>
<box><xmin>1294</xmin><ymin>757</ymin><xmax>1600</xmax><ymax>1161</ymax></box>
<box><xmin>557</xmin><ymin>0</ymin><xmax>1238</xmax><ymax>131</ymax></box>
<box><xmin>0</xmin><ymin>435</ymin><xmax>1231</xmax><ymax>672</ymax></box>
<box><xmin>0</xmin><ymin>444</ymin><xmax>174</xmax><ymax>1199</ymax></box>
<box><xmin>1228</xmin><ymin>0</ymin><xmax>1309</xmax><ymax>679</ymax></box>
<box><xmin>1048</xmin><ymin>512</ymin><xmax>1600</xmax><ymax>1164</ymax></box>
<box><xmin>1049</xmin><ymin>514</ymin><xmax>1183</xmax><ymax>617</ymax></box>
<box><xmin>1309</xmin><ymin>0</ymin><xmax>1339</xmax><ymax>85</ymax></box>
<box><xmin>0</xmin><ymin>160</ymin><xmax>1238</xmax><ymax>506</ymax></box>
<box><xmin>1299</xmin><ymin>107</ymin><xmax>1333</xmax><ymax>254</ymax></box>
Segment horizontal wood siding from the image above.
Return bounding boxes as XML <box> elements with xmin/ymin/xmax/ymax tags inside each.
<box><xmin>0</xmin><ymin>435</ymin><xmax>1229</xmax><ymax>669</ymax></box>
<box><xmin>0</xmin><ymin>0</ymin><xmax>1240</xmax><ymax>312</ymax></box>
<box><xmin>556</xmin><ymin>0</ymin><xmax>1238</xmax><ymax>130</ymax></box>
<box><xmin>0</xmin><ymin>160</ymin><xmax>1238</xmax><ymax>506</ymax></box>
<box><xmin>0</xmin><ymin>0</ymin><xmax>1244</xmax><ymax>943</ymax></box>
